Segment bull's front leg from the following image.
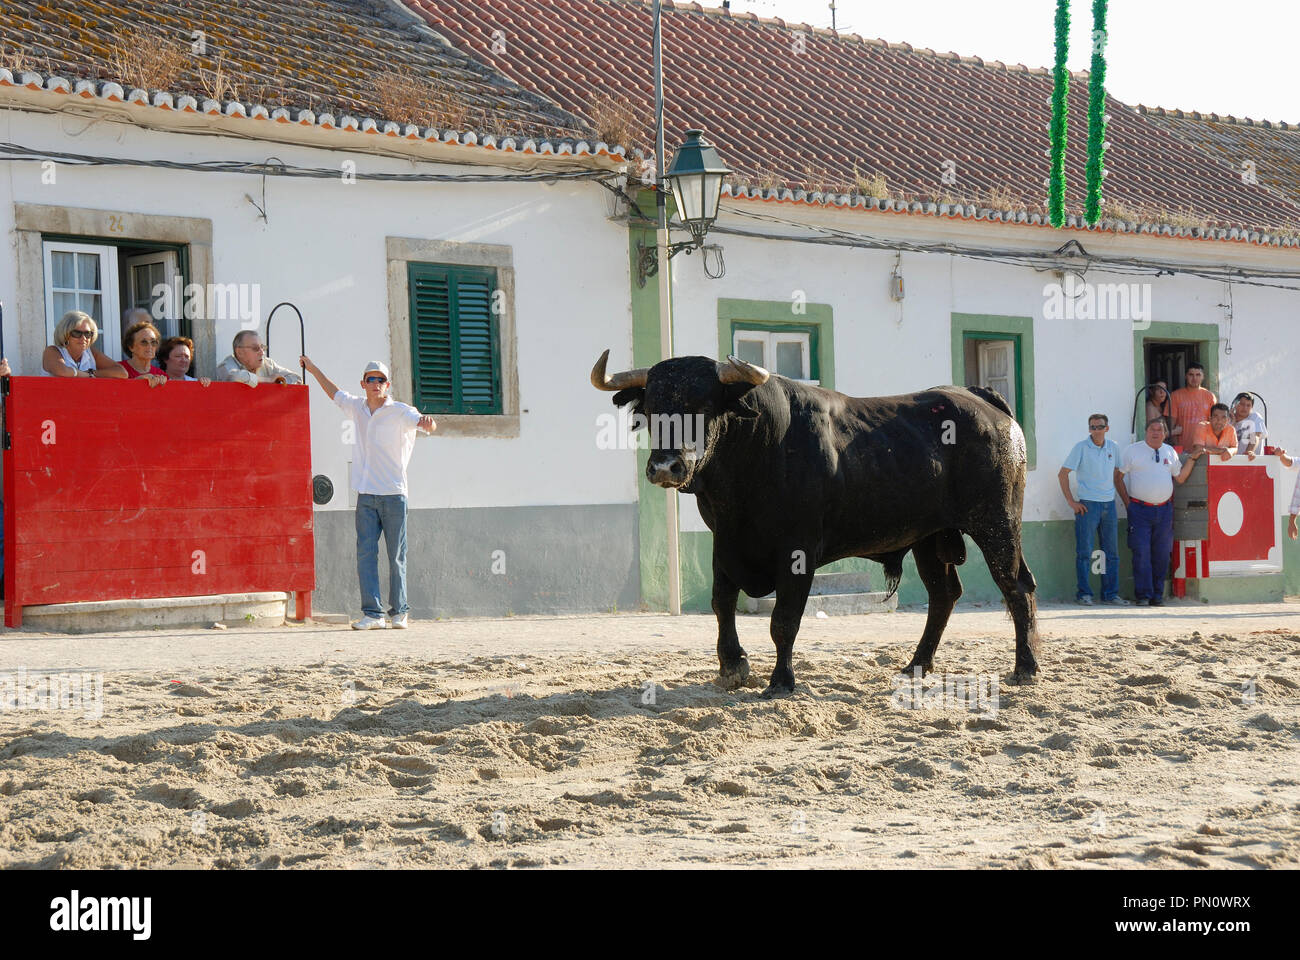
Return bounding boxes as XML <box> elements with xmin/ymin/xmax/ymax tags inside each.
<box><xmin>712</xmin><ymin>565</ymin><xmax>750</xmax><ymax>689</ymax></box>
<box><xmin>764</xmin><ymin>559</ymin><xmax>814</xmax><ymax>699</ymax></box>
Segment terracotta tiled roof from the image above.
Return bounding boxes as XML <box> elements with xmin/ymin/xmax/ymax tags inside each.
<box><xmin>403</xmin><ymin>0</ymin><xmax>1300</xmax><ymax>238</ymax></box>
<box><xmin>0</xmin><ymin>0</ymin><xmax>592</xmax><ymax>143</ymax></box>
<box><xmin>1139</xmin><ymin>106</ymin><xmax>1300</xmax><ymax>212</ymax></box>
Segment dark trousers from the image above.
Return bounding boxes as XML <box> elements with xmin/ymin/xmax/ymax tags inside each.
<box><xmin>1127</xmin><ymin>500</ymin><xmax>1174</xmax><ymax>601</ymax></box>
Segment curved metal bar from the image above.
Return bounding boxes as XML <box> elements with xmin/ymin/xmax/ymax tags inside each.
<box><xmin>265</xmin><ymin>302</ymin><xmax>305</xmax><ymax>380</ymax></box>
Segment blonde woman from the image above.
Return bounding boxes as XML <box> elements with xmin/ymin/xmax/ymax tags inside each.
<box><xmin>42</xmin><ymin>311</ymin><xmax>128</xmax><ymax>378</ymax></box>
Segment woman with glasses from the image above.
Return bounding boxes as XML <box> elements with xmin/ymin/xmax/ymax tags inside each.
<box><xmin>41</xmin><ymin>310</ymin><xmax>129</xmax><ymax>378</ymax></box>
<box><xmin>119</xmin><ymin>319</ymin><xmax>167</xmax><ymax>387</ymax></box>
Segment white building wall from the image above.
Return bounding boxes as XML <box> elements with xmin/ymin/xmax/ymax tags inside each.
<box><xmin>672</xmin><ymin>199</ymin><xmax>1300</xmax><ymax>531</ymax></box>
<box><xmin>0</xmin><ymin>108</ymin><xmax>638</xmax><ymax>512</ymax></box>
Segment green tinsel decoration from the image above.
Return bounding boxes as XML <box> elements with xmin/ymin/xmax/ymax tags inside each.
<box><xmin>1048</xmin><ymin>0</ymin><xmax>1070</xmax><ymax>228</ymax></box>
<box><xmin>1085</xmin><ymin>0</ymin><xmax>1109</xmax><ymax>224</ymax></box>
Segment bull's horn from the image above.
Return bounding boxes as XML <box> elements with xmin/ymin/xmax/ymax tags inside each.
<box><xmin>719</xmin><ymin>354</ymin><xmax>770</xmax><ymax>386</ymax></box>
<box><xmin>591</xmin><ymin>349</ymin><xmax>649</xmax><ymax>391</ymax></box>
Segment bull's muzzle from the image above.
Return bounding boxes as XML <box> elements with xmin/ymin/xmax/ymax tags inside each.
<box><xmin>647</xmin><ymin>453</ymin><xmax>688</xmax><ymax>488</ymax></box>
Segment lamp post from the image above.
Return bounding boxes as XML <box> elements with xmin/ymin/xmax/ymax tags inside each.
<box><xmin>650</xmin><ymin>0</ymin><xmax>729</xmax><ymax>615</ymax></box>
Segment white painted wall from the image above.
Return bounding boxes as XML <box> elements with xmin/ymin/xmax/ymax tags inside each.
<box><xmin>0</xmin><ymin>107</ymin><xmax>639</xmax><ymax>511</ymax></box>
<box><xmin>672</xmin><ymin>198</ymin><xmax>1300</xmax><ymax>531</ymax></box>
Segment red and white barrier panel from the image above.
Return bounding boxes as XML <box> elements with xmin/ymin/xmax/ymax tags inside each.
<box><xmin>2</xmin><ymin>377</ymin><xmax>314</xmax><ymax>627</ymax></box>
<box><xmin>1172</xmin><ymin>455</ymin><xmax>1287</xmax><ymax>596</ymax></box>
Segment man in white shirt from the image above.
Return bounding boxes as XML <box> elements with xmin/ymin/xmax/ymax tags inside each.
<box><xmin>1117</xmin><ymin>419</ymin><xmax>1204</xmax><ymax>606</ymax></box>
<box><xmin>216</xmin><ymin>330</ymin><xmax>302</xmax><ymax>387</ymax></box>
<box><xmin>1230</xmin><ymin>393</ymin><xmax>1268</xmax><ymax>458</ymax></box>
<box><xmin>301</xmin><ymin>356</ymin><xmax>436</xmax><ymax>629</ymax></box>
<box><xmin>1289</xmin><ymin>471</ymin><xmax>1300</xmax><ymax>543</ymax></box>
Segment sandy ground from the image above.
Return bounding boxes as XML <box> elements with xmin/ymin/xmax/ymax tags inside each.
<box><xmin>0</xmin><ymin>600</ymin><xmax>1297</xmax><ymax>869</ymax></box>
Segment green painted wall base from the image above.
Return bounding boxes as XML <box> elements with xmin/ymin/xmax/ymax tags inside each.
<box><xmin>655</xmin><ymin>515</ymin><xmax>1300</xmax><ymax>612</ymax></box>
<box><xmin>1185</xmin><ymin>575</ymin><xmax>1284</xmax><ymax>603</ymax></box>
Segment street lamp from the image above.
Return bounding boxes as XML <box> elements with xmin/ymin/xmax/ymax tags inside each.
<box><xmin>636</xmin><ymin>129</ymin><xmax>730</xmax><ymax>287</ymax></box>
<box><xmin>668</xmin><ymin>129</ymin><xmax>729</xmax><ymax>243</ymax></box>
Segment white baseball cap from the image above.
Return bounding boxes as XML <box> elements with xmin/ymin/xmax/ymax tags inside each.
<box><xmin>362</xmin><ymin>361</ymin><xmax>390</xmax><ymax>380</ymax></box>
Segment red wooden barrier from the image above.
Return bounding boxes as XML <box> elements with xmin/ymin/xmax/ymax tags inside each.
<box><xmin>3</xmin><ymin>377</ymin><xmax>313</xmax><ymax>627</ymax></box>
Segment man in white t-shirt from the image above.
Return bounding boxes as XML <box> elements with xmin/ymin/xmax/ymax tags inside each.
<box><xmin>1117</xmin><ymin>419</ymin><xmax>1204</xmax><ymax>606</ymax></box>
<box><xmin>301</xmin><ymin>356</ymin><xmax>436</xmax><ymax>629</ymax></box>
<box><xmin>1230</xmin><ymin>393</ymin><xmax>1268</xmax><ymax>458</ymax></box>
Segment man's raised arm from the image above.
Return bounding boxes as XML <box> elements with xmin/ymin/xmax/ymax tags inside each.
<box><xmin>300</xmin><ymin>356</ymin><xmax>341</xmax><ymax>399</ymax></box>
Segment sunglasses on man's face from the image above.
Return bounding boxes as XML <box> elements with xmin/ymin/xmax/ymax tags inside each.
<box><xmin>68</xmin><ymin>329</ymin><xmax>94</xmax><ymax>340</ymax></box>
<box><xmin>365</xmin><ymin>376</ymin><xmax>388</xmax><ymax>385</ymax></box>
<box><xmin>1089</xmin><ymin>425</ymin><xmax>1107</xmax><ymax>431</ymax></box>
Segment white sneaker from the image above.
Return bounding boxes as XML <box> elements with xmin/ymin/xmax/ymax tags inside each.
<box><xmin>351</xmin><ymin>615</ymin><xmax>389</xmax><ymax>630</ymax></box>
<box><xmin>390</xmin><ymin>613</ymin><xmax>409</xmax><ymax>629</ymax></box>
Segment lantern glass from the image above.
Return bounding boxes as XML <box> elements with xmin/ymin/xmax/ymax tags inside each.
<box><xmin>665</xmin><ymin>130</ymin><xmax>729</xmax><ymax>237</ymax></box>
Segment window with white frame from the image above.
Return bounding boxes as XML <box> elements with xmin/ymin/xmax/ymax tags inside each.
<box><xmin>43</xmin><ymin>241</ymin><xmax>122</xmax><ymax>359</ymax></box>
<box><xmin>962</xmin><ymin>335</ymin><xmax>1018</xmax><ymax>418</ymax></box>
<box><xmin>732</xmin><ymin>327</ymin><xmax>817</xmax><ymax>383</ymax></box>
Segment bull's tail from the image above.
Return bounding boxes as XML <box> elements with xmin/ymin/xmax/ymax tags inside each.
<box><xmin>966</xmin><ymin>384</ymin><xmax>1013</xmax><ymax>418</ymax></box>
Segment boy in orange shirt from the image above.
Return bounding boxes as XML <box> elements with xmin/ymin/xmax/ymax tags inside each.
<box><xmin>1189</xmin><ymin>403</ymin><xmax>1238</xmax><ymax>461</ymax></box>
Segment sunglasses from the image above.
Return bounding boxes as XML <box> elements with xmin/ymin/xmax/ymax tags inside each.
<box><xmin>138</xmin><ymin>338</ymin><xmax>159</xmax><ymax>346</ymax></box>
<box><xmin>364</xmin><ymin>376</ymin><xmax>388</xmax><ymax>384</ymax></box>
<box><xmin>1089</xmin><ymin>425</ymin><xmax>1107</xmax><ymax>431</ymax></box>
<box><xmin>68</xmin><ymin>329</ymin><xmax>94</xmax><ymax>340</ymax></box>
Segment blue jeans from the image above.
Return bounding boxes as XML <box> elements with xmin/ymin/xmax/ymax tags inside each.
<box><xmin>356</xmin><ymin>493</ymin><xmax>408</xmax><ymax>619</ymax></box>
<box><xmin>1128</xmin><ymin>499</ymin><xmax>1174</xmax><ymax>601</ymax></box>
<box><xmin>1074</xmin><ymin>498</ymin><xmax>1119</xmax><ymax>600</ymax></box>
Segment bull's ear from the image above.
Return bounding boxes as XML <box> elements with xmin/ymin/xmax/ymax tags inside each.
<box><xmin>612</xmin><ymin>387</ymin><xmax>644</xmax><ymax>410</ymax></box>
<box><xmin>723</xmin><ymin>382</ymin><xmax>760</xmax><ymax>419</ymax></box>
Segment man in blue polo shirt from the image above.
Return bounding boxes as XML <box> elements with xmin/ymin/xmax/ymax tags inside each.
<box><xmin>1059</xmin><ymin>414</ymin><xmax>1126</xmax><ymax>605</ymax></box>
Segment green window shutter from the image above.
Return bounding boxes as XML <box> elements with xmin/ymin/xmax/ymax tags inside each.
<box><xmin>408</xmin><ymin>263</ymin><xmax>502</xmax><ymax>414</ymax></box>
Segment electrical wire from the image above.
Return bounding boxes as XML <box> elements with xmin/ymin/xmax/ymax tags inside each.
<box><xmin>711</xmin><ymin>205</ymin><xmax>1300</xmax><ymax>292</ymax></box>
<box><xmin>0</xmin><ymin>141</ymin><xmax>611</xmax><ymax>183</ymax></box>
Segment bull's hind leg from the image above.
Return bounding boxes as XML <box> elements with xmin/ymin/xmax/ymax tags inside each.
<box><xmin>903</xmin><ymin>532</ymin><xmax>964</xmax><ymax>676</ymax></box>
<box><xmin>763</xmin><ymin>566</ymin><xmax>814</xmax><ymax>699</ymax></box>
<box><xmin>969</xmin><ymin>528</ymin><xmax>1040</xmax><ymax>682</ymax></box>
<box><xmin>712</xmin><ymin>565</ymin><xmax>751</xmax><ymax>689</ymax></box>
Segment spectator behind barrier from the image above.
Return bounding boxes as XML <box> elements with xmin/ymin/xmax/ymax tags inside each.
<box><xmin>1229</xmin><ymin>393</ymin><xmax>1284</xmax><ymax>461</ymax></box>
<box><xmin>120</xmin><ymin>319</ymin><xmax>167</xmax><ymax>387</ymax></box>
<box><xmin>42</xmin><ymin>310</ymin><xmax>129</xmax><ymax>378</ymax></box>
<box><xmin>159</xmin><ymin>336</ymin><xmax>212</xmax><ymax>386</ymax></box>
<box><xmin>1189</xmin><ymin>403</ymin><xmax>1237</xmax><ymax>462</ymax></box>
<box><xmin>216</xmin><ymin>330</ymin><xmax>301</xmax><ymax>387</ymax></box>
<box><xmin>1168</xmin><ymin>362</ymin><xmax>1216</xmax><ymax>448</ymax></box>
<box><xmin>1145</xmin><ymin>381</ymin><xmax>1172</xmax><ymax>436</ymax></box>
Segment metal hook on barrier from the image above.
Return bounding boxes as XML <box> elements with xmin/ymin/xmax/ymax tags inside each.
<box><xmin>265</xmin><ymin>302</ymin><xmax>305</xmax><ymax>382</ymax></box>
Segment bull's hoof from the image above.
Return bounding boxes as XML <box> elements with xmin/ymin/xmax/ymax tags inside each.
<box><xmin>716</xmin><ymin>657</ymin><xmax>751</xmax><ymax>690</ymax></box>
<box><xmin>901</xmin><ymin>659</ymin><xmax>933</xmax><ymax>677</ymax></box>
<box><xmin>760</xmin><ymin>681</ymin><xmax>795</xmax><ymax>699</ymax></box>
<box><xmin>1010</xmin><ymin>660</ymin><xmax>1040</xmax><ymax>685</ymax></box>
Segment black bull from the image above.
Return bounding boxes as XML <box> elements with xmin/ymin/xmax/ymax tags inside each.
<box><xmin>592</xmin><ymin>351</ymin><xmax>1040</xmax><ymax>698</ymax></box>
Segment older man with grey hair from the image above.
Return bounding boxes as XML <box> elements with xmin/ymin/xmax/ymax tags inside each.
<box><xmin>216</xmin><ymin>329</ymin><xmax>301</xmax><ymax>387</ymax></box>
